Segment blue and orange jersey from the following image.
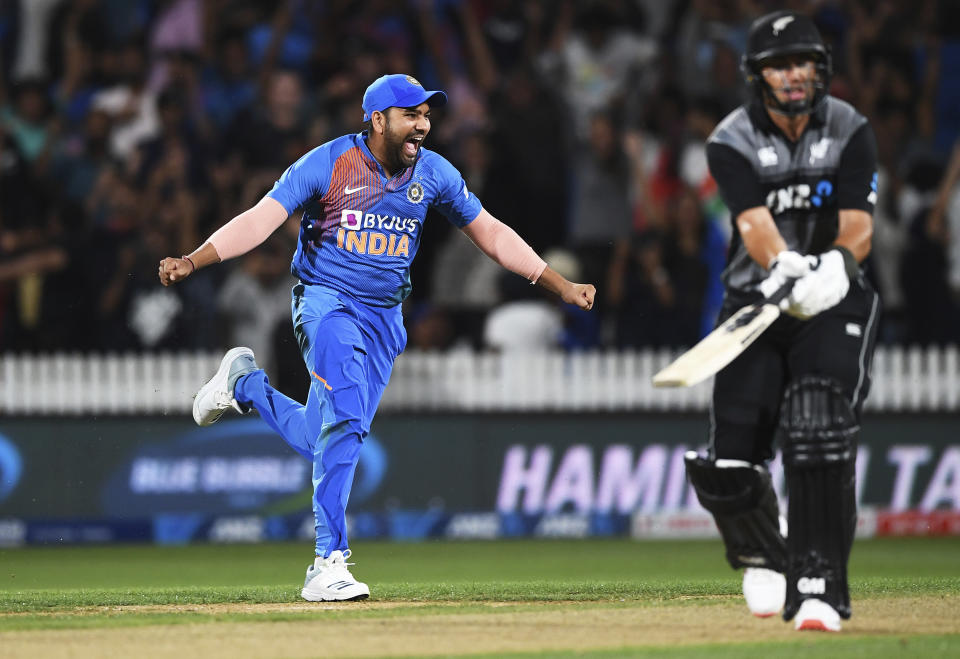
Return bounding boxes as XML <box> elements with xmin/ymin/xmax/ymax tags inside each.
<box><xmin>267</xmin><ymin>132</ymin><xmax>483</xmax><ymax>307</ymax></box>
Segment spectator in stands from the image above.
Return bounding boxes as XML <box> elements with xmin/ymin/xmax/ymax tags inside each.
<box><xmin>0</xmin><ymin>1</ymin><xmax>955</xmax><ymax>354</ymax></box>
<box><xmin>0</xmin><ymin>70</ymin><xmax>78</xmax><ymax>350</ymax></box>
<box><xmin>147</xmin><ymin>0</ymin><xmax>204</xmax><ymax>93</ymax></box>
<box><xmin>217</xmin><ymin>233</ymin><xmax>297</xmax><ymax>373</ymax></box>
<box><xmin>0</xmin><ymin>78</ymin><xmax>57</xmax><ymax>166</ymax></box>
<box><xmin>482</xmin><ymin>65</ymin><xmax>569</xmax><ymax>254</ymax></box>
<box><xmin>0</xmin><ymin>122</ymin><xmax>71</xmax><ymax>349</ymax></box>
<box><xmin>430</xmin><ymin>130</ymin><xmax>502</xmax><ymax>346</ymax></box>
<box><xmin>91</xmin><ymin>39</ymin><xmax>159</xmax><ymax>163</ymax></box>
<box><xmin>101</xmin><ymin>221</ymin><xmax>190</xmax><ymax>350</ymax></box>
<box><xmin>661</xmin><ymin>186</ymin><xmax>711</xmax><ymax>344</ymax></box>
<box><xmin>868</xmin><ymin>100</ymin><xmax>913</xmax><ymax>343</ymax></box>
<box><xmin>900</xmin><ymin>144</ymin><xmax>960</xmax><ymax>345</ymax></box>
<box><xmin>223</xmin><ymin>69</ymin><xmax>310</xmax><ymax>203</ymax></box>
<box><xmin>201</xmin><ymin>29</ymin><xmax>257</xmax><ymax>132</ymax></box>
<box><xmin>406</xmin><ymin>303</ymin><xmax>456</xmax><ymax>352</ymax></box>
<box><xmin>537</xmin><ymin>1</ymin><xmax>658</xmax><ymax>140</ymax></box>
<box><xmin>566</xmin><ymin>111</ymin><xmax>633</xmax><ymax>323</ymax></box>
<box><xmin>485</xmin><ymin>248</ymin><xmax>597</xmax><ymax>352</ymax></box>
<box><xmin>51</xmin><ymin>107</ymin><xmax>111</xmax><ymax>212</ymax></box>
<box><xmin>608</xmin><ymin>229</ymin><xmax>676</xmax><ymax>348</ymax></box>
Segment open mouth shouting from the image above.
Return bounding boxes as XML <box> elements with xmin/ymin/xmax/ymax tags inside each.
<box><xmin>403</xmin><ymin>134</ymin><xmax>425</xmax><ymax>159</ymax></box>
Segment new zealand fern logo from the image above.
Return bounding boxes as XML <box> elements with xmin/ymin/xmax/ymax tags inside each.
<box><xmin>772</xmin><ymin>16</ymin><xmax>795</xmax><ymax>35</ymax></box>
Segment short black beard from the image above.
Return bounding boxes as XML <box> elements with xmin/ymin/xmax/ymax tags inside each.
<box><xmin>763</xmin><ymin>82</ymin><xmax>815</xmax><ymax>117</ymax></box>
<box><xmin>383</xmin><ymin>117</ymin><xmax>419</xmax><ymax>173</ymax></box>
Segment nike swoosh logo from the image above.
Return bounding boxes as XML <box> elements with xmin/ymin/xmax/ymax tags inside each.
<box><xmin>344</xmin><ymin>185</ymin><xmax>367</xmax><ymax>194</ymax></box>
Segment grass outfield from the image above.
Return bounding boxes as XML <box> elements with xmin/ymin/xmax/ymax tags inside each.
<box><xmin>0</xmin><ymin>537</ymin><xmax>958</xmax><ymax>658</ymax></box>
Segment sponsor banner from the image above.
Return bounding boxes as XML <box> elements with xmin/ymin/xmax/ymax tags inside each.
<box><xmin>102</xmin><ymin>421</ymin><xmax>384</xmax><ymax>516</ymax></box>
<box><xmin>0</xmin><ymin>414</ymin><xmax>958</xmax><ymax>544</ymax></box>
<box><xmin>874</xmin><ymin>510</ymin><xmax>960</xmax><ymax>536</ymax></box>
<box><xmin>24</xmin><ymin>519</ymin><xmax>152</xmax><ymax>545</ymax></box>
<box><xmin>494</xmin><ymin>441</ymin><xmax>960</xmax><ymax>517</ymax></box>
<box><xmin>631</xmin><ymin>511</ymin><xmax>717</xmax><ymax>539</ymax></box>
<box><xmin>0</xmin><ymin>518</ymin><xmax>27</xmax><ymax>547</ymax></box>
<box><xmin>626</xmin><ymin>508</ymin><xmax>958</xmax><ymax>540</ymax></box>
<box><xmin>0</xmin><ymin>418</ymin><xmax>386</xmax><ymax>519</ymax></box>
<box><xmin>444</xmin><ymin>512</ymin><xmax>500</xmax><ymax>539</ymax></box>
<box><xmin>4</xmin><ymin>509</ymin><xmax>960</xmax><ymax>546</ymax></box>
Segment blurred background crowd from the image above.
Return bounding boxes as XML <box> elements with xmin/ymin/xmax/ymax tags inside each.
<box><xmin>1</xmin><ymin>0</ymin><xmax>959</xmax><ymax>387</ymax></box>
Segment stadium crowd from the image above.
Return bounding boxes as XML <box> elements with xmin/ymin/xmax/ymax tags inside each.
<box><xmin>1</xmin><ymin>0</ymin><xmax>958</xmax><ymax>380</ymax></box>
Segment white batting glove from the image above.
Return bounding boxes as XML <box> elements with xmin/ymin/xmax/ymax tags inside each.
<box><xmin>782</xmin><ymin>249</ymin><xmax>850</xmax><ymax>319</ymax></box>
<box><xmin>758</xmin><ymin>250</ymin><xmax>815</xmax><ymax>299</ymax></box>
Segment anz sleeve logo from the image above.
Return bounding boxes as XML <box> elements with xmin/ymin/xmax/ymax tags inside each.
<box><xmin>766</xmin><ymin>180</ymin><xmax>835</xmax><ymax>214</ymax></box>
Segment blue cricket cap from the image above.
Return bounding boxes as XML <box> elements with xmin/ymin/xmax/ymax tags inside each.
<box><xmin>361</xmin><ymin>74</ymin><xmax>447</xmax><ymax>122</ymax></box>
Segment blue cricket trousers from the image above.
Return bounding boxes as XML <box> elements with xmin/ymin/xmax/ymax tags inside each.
<box><xmin>235</xmin><ymin>282</ymin><xmax>406</xmax><ymax>556</ymax></box>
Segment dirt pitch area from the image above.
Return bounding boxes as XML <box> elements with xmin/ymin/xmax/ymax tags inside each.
<box><xmin>2</xmin><ymin>595</ymin><xmax>958</xmax><ymax>659</ymax></box>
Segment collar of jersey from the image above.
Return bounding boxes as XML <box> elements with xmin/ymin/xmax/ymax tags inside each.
<box><xmin>357</xmin><ymin>131</ymin><xmax>421</xmax><ymax>180</ymax></box>
<box><xmin>748</xmin><ymin>97</ymin><xmax>828</xmax><ymax>138</ymax></box>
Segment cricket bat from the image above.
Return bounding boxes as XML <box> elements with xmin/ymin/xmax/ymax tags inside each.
<box><xmin>652</xmin><ymin>281</ymin><xmax>794</xmax><ymax>388</ymax></box>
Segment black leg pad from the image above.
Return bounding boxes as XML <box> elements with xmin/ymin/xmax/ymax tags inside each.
<box><xmin>780</xmin><ymin>376</ymin><xmax>858</xmax><ymax>621</ymax></box>
<box><xmin>685</xmin><ymin>452</ymin><xmax>786</xmax><ymax>572</ymax></box>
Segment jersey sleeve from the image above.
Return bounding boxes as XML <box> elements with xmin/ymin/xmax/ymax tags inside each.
<box><xmin>429</xmin><ymin>154</ymin><xmax>483</xmax><ymax>228</ymax></box>
<box><xmin>836</xmin><ymin>123</ymin><xmax>878</xmax><ymax>213</ymax></box>
<box><xmin>706</xmin><ymin>142</ymin><xmax>766</xmax><ymax>219</ymax></box>
<box><xmin>266</xmin><ymin>144</ymin><xmax>332</xmax><ymax>215</ymax></box>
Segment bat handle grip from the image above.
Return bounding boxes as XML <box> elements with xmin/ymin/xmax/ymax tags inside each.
<box><xmin>765</xmin><ymin>278</ymin><xmax>797</xmax><ymax>306</ymax></box>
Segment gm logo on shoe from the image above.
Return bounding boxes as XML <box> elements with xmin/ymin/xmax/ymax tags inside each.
<box><xmin>797</xmin><ymin>577</ymin><xmax>826</xmax><ymax>595</ymax></box>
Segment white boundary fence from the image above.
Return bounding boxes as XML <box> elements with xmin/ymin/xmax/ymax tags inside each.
<box><xmin>0</xmin><ymin>345</ymin><xmax>957</xmax><ymax>415</ymax></box>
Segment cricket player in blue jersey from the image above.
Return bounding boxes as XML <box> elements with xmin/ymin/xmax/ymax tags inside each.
<box><xmin>159</xmin><ymin>74</ymin><xmax>596</xmax><ymax>601</ymax></box>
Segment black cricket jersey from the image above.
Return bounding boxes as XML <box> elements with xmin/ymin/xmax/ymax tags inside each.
<box><xmin>706</xmin><ymin>97</ymin><xmax>878</xmax><ymax>296</ymax></box>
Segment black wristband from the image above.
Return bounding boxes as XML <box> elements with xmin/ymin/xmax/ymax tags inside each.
<box><xmin>832</xmin><ymin>246</ymin><xmax>859</xmax><ymax>279</ymax></box>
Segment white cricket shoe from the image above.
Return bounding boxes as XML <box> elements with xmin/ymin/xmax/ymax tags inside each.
<box><xmin>193</xmin><ymin>347</ymin><xmax>258</xmax><ymax>426</ymax></box>
<box><xmin>301</xmin><ymin>549</ymin><xmax>370</xmax><ymax>602</ymax></box>
<box><xmin>794</xmin><ymin>598</ymin><xmax>842</xmax><ymax>631</ymax></box>
<box><xmin>743</xmin><ymin>567</ymin><xmax>786</xmax><ymax>617</ymax></box>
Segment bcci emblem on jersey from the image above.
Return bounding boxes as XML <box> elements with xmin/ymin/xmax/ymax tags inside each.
<box><xmin>407</xmin><ymin>182</ymin><xmax>424</xmax><ymax>204</ymax></box>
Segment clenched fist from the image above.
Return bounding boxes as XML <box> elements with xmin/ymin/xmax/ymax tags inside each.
<box><xmin>158</xmin><ymin>256</ymin><xmax>195</xmax><ymax>286</ymax></box>
<box><xmin>563</xmin><ymin>282</ymin><xmax>596</xmax><ymax>310</ymax></box>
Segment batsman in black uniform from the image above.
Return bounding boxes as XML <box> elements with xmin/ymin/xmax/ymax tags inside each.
<box><xmin>684</xmin><ymin>11</ymin><xmax>880</xmax><ymax>631</ymax></box>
